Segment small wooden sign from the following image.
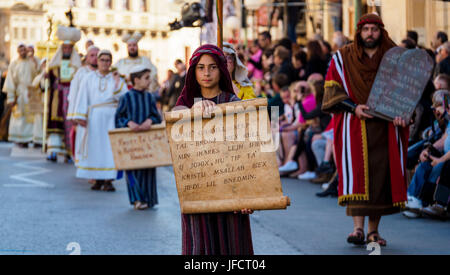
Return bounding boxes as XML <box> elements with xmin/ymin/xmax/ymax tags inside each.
<box><xmin>366</xmin><ymin>47</ymin><xmax>434</xmax><ymax>122</ymax></box>
<box><xmin>28</xmin><ymin>87</ymin><xmax>43</xmax><ymax>114</ymax></box>
<box><xmin>108</xmin><ymin>123</ymin><xmax>172</xmax><ymax>170</ymax></box>
<box><xmin>164</xmin><ymin>98</ymin><xmax>290</xmax><ymax>214</ymax></box>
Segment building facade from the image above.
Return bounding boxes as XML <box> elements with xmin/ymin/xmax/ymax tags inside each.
<box><xmin>0</xmin><ymin>0</ymin><xmax>201</xmax><ymax>83</ymax></box>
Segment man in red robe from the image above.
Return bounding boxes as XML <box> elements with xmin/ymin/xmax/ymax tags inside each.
<box><xmin>322</xmin><ymin>14</ymin><xmax>409</xmax><ymax>246</ymax></box>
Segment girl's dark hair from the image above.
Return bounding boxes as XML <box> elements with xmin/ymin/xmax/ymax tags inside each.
<box><xmin>293</xmin><ymin>50</ymin><xmax>307</xmax><ymax>66</ymax></box>
<box><xmin>306</xmin><ymin>40</ymin><xmax>324</xmax><ymax>61</ymax></box>
<box><xmin>263</xmin><ymin>49</ymin><xmax>274</xmax><ymax>59</ymax></box>
<box><xmin>130</xmin><ymin>69</ymin><xmax>151</xmax><ymax>86</ymax></box>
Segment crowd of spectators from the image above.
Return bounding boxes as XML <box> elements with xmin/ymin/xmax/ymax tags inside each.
<box><xmin>153</xmin><ymin>29</ymin><xmax>450</xmax><ymax>221</ymax></box>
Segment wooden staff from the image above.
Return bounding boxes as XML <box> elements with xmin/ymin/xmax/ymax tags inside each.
<box><xmin>217</xmin><ymin>0</ymin><xmax>223</xmax><ymax>49</ymax></box>
<box><xmin>42</xmin><ymin>16</ymin><xmax>52</xmax><ymax>153</ymax></box>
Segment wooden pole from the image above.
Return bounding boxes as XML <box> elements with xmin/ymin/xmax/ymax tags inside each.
<box><xmin>217</xmin><ymin>0</ymin><xmax>223</xmax><ymax>49</ymax></box>
<box><xmin>42</xmin><ymin>16</ymin><xmax>52</xmax><ymax>154</ymax></box>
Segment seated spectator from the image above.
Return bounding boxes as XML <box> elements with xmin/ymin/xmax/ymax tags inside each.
<box><xmin>405</xmin><ymin>90</ymin><xmax>450</xmax><ymax>215</ymax></box>
<box><xmin>436</xmin><ymin>41</ymin><xmax>450</xmax><ymax>76</ymax></box>
<box><xmin>434</xmin><ymin>74</ymin><xmax>450</xmax><ymax>90</ymax></box>
<box><xmin>277</xmin><ymin>85</ymin><xmax>298</xmax><ymax>166</ymax></box>
<box><xmin>273</xmin><ymin>45</ymin><xmax>295</xmax><ymax>84</ymax></box>
<box><xmin>332</xmin><ymin>31</ymin><xmax>348</xmax><ymax>52</ymax></box>
<box><xmin>279</xmin><ymin>77</ymin><xmax>328</xmax><ymax>179</ymax></box>
<box><xmin>304</xmin><ymin>40</ymin><xmax>327</xmax><ymax>79</ymax></box>
<box><xmin>292</xmin><ymin>50</ymin><xmax>307</xmax><ymax>81</ymax></box>
<box><xmin>422</xmin><ymin>160</ymin><xmax>450</xmax><ymax>219</ymax></box>
<box><xmin>247</xmin><ymin>39</ymin><xmax>264</xmax><ymax>81</ymax></box>
<box><xmin>223</xmin><ymin>42</ymin><xmax>256</xmax><ymax>100</ymax></box>
<box><xmin>319</xmin><ymin>40</ymin><xmax>332</xmax><ymax>65</ymax></box>
<box><xmin>268</xmin><ymin>73</ymin><xmax>289</xmax><ymax>118</ymax></box>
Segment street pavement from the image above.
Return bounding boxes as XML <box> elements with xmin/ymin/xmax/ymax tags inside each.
<box><xmin>0</xmin><ymin>142</ymin><xmax>449</xmax><ymax>255</ymax></box>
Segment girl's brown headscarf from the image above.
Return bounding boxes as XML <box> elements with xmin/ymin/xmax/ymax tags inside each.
<box><xmin>175</xmin><ymin>44</ymin><xmax>235</xmax><ymax>108</ymax></box>
<box><xmin>340</xmin><ymin>13</ymin><xmax>396</xmax><ymax>104</ymax></box>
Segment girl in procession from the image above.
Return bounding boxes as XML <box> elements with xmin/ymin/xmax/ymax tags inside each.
<box><xmin>115</xmin><ymin>65</ymin><xmax>162</xmax><ymax>210</ymax></box>
<box><xmin>175</xmin><ymin>44</ymin><xmax>254</xmax><ymax>255</ymax></box>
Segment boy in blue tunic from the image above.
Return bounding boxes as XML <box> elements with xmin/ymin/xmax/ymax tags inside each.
<box><xmin>115</xmin><ymin>65</ymin><xmax>162</xmax><ymax>210</ymax></box>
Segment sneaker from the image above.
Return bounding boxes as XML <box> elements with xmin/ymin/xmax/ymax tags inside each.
<box><xmin>402</xmin><ymin>210</ymin><xmax>421</xmax><ymax>219</ymax></box>
<box><xmin>297</xmin><ymin>171</ymin><xmax>316</xmax><ymax>180</ymax></box>
<box><xmin>279</xmin><ymin>161</ymin><xmax>298</xmax><ymax>173</ymax></box>
<box><xmin>405</xmin><ymin>196</ymin><xmax>423</xmax><ymax>210</ymax></box>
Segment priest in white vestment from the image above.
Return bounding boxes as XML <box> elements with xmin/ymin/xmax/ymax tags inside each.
<box><xmin>72</xmin><ymin>50</ymin><xmax>127</xmax><ymax>191</ymax></box>
<box><xmin>67</xmin><ymin>45</ymin><xmax>99</xmax><ymax>165</ymax></box>
<box><xmin>2</xmin><ymin>44</ymin><xmax>37</xmax><ymax>146</ymax></box>
<box><xmin>114</xmin><ymin>32</ymin><xmax>159</xmax><ymax>92</ymax></box>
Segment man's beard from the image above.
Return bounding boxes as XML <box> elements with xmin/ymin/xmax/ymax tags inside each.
<box><xmin>62</xmin><ymin>53</ymin><xmax>71</xmax><ymax>59</ymax></box>
<box><xmin>90</xmin><ymin>63</ymin><xmax>98</xmax><ymax>68</ymax></box>
<box><xmin>128</xmin><ymin>51</ymin><xmax>138</xmax><ymax>58</ymax></box>
<box><xmin>362</xmin><ymin>36</ymin><xmax>381</xmax><ymax>49</ymax></box>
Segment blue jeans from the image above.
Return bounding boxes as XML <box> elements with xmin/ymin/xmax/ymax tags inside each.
<box><xmin>408</xmin><ymin>161</ymin><xmax>444</xmax><ymax>197</ymax></box>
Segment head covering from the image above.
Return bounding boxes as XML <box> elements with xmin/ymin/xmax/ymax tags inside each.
<box><xmin>129</xmin><ymin>64</ymin><xmax>150</xmax><ymax>74</ymax></box>
<box><xmin>97</xmin><ymin>49</ymin><xmax>112</xmax><ymax>59</ymax></box>
<box><xmin>56</xmin><ymin>26</ymin><xmax>81</xmax><ymax>45</ymax></box>
<box><xmin>87</xmin><ymin>45</ymin><xmax>99</xmax><ymax>53</ymax></box>
<box><xmin>357</xmin><ymin>13</ymin><xmax>384</xmax><ymax>29</ymax></box>
<box><xmin>122</xmin><ymin>32</ymin><xmax>143</xmax><ymax>44</ymax></box>
<box><xmin>338</xmin><ymin>13</ymin><xmax>396</xmax><ymax>104</ymax></box>
<box><xmin>222</xmin><ymin>42</ymin><xmax>252</xmax><ymax>87</ymax></box>
<box><xmin>17</xmin><ymin>42</ymin><xmax>26</xmax><ymax>48</ymax></box>
<box><xmin>175</xmin><ymin>44</ymin><xmax>235</xmax><ymax>108</ymax></box>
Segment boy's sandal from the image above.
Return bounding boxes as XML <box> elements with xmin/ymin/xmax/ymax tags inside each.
<box><xmin>366</xmin><ymin>231</ymin><xmax>387</xmax><ymax>247</ymax></box>
<box><xmin>347</xmin><ymin>228</ymin><xmax>365</xmax><ymax>245</ymax></box>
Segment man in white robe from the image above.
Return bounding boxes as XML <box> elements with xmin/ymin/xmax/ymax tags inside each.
<box><xmin>2</xmin><ymin>44</ymin><xmax>37</xmax><ymax>146</ymax></box>
<box><xmin>73</xmin><ymin>50</ymin><xmax>127</xmax><ymax>191</ymax></box>
<box><xmin>30</xmin><ymin>58</ymin><xmax>48</xmax><ymax>146</ymax></box>
<box><xmin>67</xmin><ymin>45</ymin><xmax>99</xmax><ymax>165</ymax></box>
<box><xmin>114</xmin><ymin>32</ymin><xmax>159</xmax><ymax>92</ymax></box>
<box><xmin>27</xmin><ymin>44</ymin><xmax>41</xmax><ymax>71</ymax></box>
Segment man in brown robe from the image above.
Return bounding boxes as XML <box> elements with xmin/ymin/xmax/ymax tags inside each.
<box><xmin>322</xmin><ymin>14</ymin><xmax>409</xmax><ymax>247</ymax></box>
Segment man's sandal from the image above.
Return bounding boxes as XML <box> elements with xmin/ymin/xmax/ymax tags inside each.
<box><xmin>347</xmin><ymin>228</ymin><xmax>365</xmax><ymax>245</ymax></box>
<box><xmin>366</xmin><ymin>231</ymin><xmax>387</xmax><ymax>247</ymax></box>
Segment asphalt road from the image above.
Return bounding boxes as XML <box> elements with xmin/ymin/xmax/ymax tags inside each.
<box><xmin>0</xmin><ymin>142</ymin><xmax>449</xmax><ymax>255</ymax></box>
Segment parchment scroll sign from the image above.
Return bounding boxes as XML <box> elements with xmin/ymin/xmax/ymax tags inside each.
<box><xmin>164</xmin><ymin>98</ymin><xmax>290</xmax><ymax>214</ymax></box>
<box><xmin>109</xmin><ymin>123</ymin><xmax>172</xmax><ymax>170</ymax></box>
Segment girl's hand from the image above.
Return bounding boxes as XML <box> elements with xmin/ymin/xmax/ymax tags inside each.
<box><xmin>193</xmin><ymin>100</ymin><xmax>217</xmax><ymax>117</ymax></box>
<box><xmin>139</xmin><ymin>119</ymin><xmax>153</xmax><ymax>131</ymax></box>
<box><xmin>128</xmin><ymin>121</ymin><xmax>140</xmax><ymax>132</ymax></box>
